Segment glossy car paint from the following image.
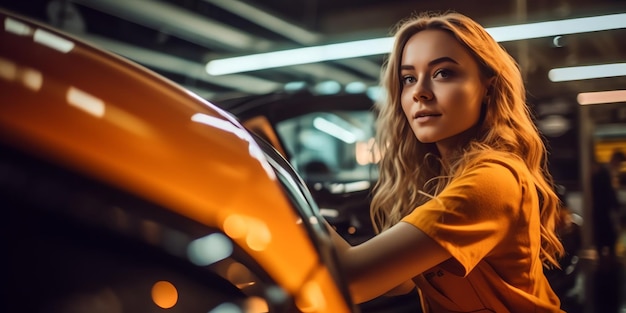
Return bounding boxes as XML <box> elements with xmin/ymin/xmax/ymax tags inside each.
<box><xmin>0</xmin><ymin>9</ymin><xmax>352</xmax><ymax>312</ymax></box>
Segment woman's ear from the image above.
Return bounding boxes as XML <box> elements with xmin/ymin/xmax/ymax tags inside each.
<box><xmin>484</xmin><ymin>76</ymin><xmax>496</xmax><ymax>97</ymax></box>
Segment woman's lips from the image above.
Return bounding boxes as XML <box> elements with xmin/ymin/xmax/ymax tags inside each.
<box><xmin>414</xmin><ymin>112</ymin><xmax>441</xmax><ymax>122</ymax></box>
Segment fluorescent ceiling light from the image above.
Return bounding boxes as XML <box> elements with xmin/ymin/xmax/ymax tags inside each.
<box><xmin>549</xmin><ymin>63</ymin><xmax>626</xmax><ymax>82</ymax></box>
<box><xmin>207</xmin><ymin>37</ymin><xmax>393</xmax><ymax>75</ymax></box>
<box><xmin>314</xmin><ymin>80</ymin><xmax>342</xmax><ymax>95</ymax></box>
<box><xmin>313</xmin><ymin>117</ymin><xmax>357</xmax><ymax>144</ymax></box>
<box><xmin>345</xmin><ymin>81</ymin><xmax>367</xmax><ymax>93</ymax></box>
<box><xmin>486</xmin><ymin>13</ymin><xmax>626</xmax><ymax>42</ymax></box>
<box><xmin>206</xmin><ymin>13</ymin><xmax>626</xmax><ymax>75</ymax></box>
<box><xmin>577</xmin><ymin>90</ymin><xmax>626</xmax><ymax>105</ymax></box>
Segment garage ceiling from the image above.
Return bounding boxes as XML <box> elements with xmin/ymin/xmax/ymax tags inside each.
<box><xmin>1</xmin><ymin>0</ymin><xmax>625</xmax><ymax>122</ymax></box>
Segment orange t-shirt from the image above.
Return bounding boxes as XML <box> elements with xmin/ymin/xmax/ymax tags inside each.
<box><xmin>401</xmin><ymin>154</ymin><xmax>563</xmax><ymax>312</ymax></box>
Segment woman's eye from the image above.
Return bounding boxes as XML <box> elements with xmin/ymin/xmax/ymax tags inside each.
<box><xmin>401</xmin><ymin>75</ymin><xmax>416</xmax><ymax>85</ymax></box>
<box><xmin>434</xmin><ymin>69</ymin><xmax>453</xmax><ymax>79</ymax></box>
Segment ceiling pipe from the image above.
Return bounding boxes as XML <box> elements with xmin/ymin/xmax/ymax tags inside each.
<box><xmin>203</xmin><ymin>0</ymin><xmax>322</xmax><ymax>45</ymax></box>
<box><xmin>68</xmin><ymin>0</ymin><xmax>273</xmax><ymax>51</ymax></box>
<box><xmin>80</xmin><ymin>34</ymin><xmax>282</xmax><ymax>94</ymax></box>
<box><xmin>69</xmin><ymin>0</ymin><xmax>370</xmax><ymax>87</ymax></box>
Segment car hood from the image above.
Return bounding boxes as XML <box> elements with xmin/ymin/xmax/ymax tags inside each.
<box><xmin>0</xmin><ymin>9</ymin><xmax>342</xmax><ymax>305</ymax></box>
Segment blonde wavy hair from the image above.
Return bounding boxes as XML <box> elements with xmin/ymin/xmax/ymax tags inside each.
<box><xmin>370</xmin><ymin>11</ymin><xmax>564</xmax><ymax>267</ymax></box>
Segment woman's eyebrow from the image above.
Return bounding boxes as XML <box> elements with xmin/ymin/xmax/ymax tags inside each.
<box><xmin>428</xmin><ymin>56</ymin><xmax>459</xmax><ymax>67</ymax></box>
<box><xmin>400</xmin><ymin>56</ymin><xmax>459</xmax><ymax>70</ymax></box>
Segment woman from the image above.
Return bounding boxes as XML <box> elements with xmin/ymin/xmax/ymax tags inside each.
<box><xmin>327</xmin><ymin>11</ymin><xmax>565</xmax><ymax>312</ymax></box>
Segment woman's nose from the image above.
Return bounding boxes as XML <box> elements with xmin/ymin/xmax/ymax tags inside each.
<box><xmin>412</xmin><ymin>82</ymin><xmax>433</xmax><ymax>102</ymax></box>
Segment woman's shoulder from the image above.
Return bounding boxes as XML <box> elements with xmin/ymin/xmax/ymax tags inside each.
<box><xmin>442</xmin><ymin>151</ymin><xmax>528</xmax><ymax>210</ymax></box>
<box><xmin>463</xmin><ymin>150</ymin><xmax>526</xmax><ymax>173</ymax></box>
<box><xmin>454</xmin><ymin>151</ymin><xmax>532</xmax><ymax>192</ymax></box>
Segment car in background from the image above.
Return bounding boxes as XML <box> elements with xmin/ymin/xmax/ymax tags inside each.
<box><xmin>0</xmin><ymin>8</ymin><xmax>355</xmax><ymax>313</ymax></box>
<box><xmin>215</xmin><ymin>91</ymin><xmax>381</xmax><ymax>246</ymax></box>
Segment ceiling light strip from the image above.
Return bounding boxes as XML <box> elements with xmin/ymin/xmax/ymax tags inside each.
<box><xmin>549</xmin><ymin>63</ymin><xmax>626</xmax><ymax>82</ymax></box>
<box><xmin>487</xmin><ymin>13</ymin><xmax>626</xmax><ymax>42</ymax></box>
<box><xmin>577</xmin><ymin>90</ymin><xmax>626</xmax><ymax>105</ymax></box>
<box><xmin>206</xmin><ymin>13</ymin><xmax>626</xmax><ymax>75</ymax></box>
<box><xmin>206</xmin><ymin>37</ymin><xmax>393</xmax><ymax>75</ymax></box>
<box><xmin>313</xmin><ymin>117</ymin><xmax>357</xmax><ymax>144</ymax></box>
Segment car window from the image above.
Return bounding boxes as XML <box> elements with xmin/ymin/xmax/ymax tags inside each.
<box><xmin>1</xmin><ymin>145</ymin><xmax>297</xmax><ymax>313</ymax></box>
<box><xmin>275</xmin><ymin>110</ymin><xmax>379</xmax><ymax>187</ymax></box>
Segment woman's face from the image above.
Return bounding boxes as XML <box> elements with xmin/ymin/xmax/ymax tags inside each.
<box><xmin>400</xmin><ymin>29</ymin><xmax>490</xmax><ymax>156</ymax></box>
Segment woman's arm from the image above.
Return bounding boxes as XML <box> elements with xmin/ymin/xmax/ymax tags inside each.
<box><xmin>325</xmin><ymin>220</ymin><xmax>451</xmax><ymax>303</ymax></box>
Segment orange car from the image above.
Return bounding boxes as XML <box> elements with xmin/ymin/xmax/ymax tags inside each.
<box><xmin>0</xmin><ymin>8</ymin><xmax>354</xmax><ymax>313</ymax></box>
